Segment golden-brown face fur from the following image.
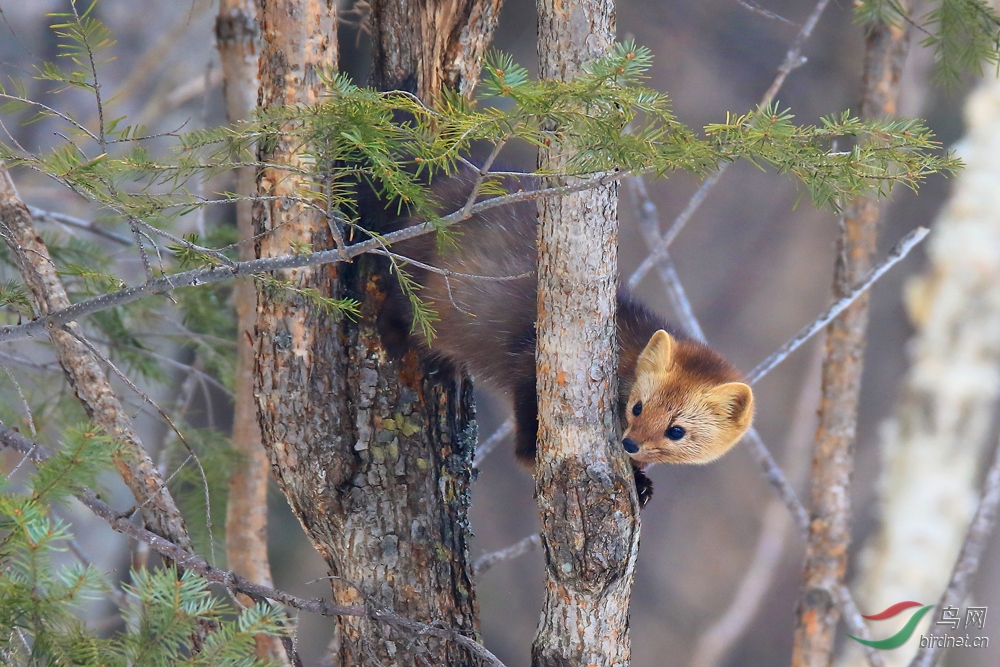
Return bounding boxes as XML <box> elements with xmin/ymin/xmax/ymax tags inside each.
<box><xmin>622</xmin><ymin>330</ymin><xmax>754</xmax><ymax>466</ymax></box>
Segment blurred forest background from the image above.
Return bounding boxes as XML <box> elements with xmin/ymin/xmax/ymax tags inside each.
<box><xmin>0</xmin><ymin>0</ymin><xmax>997</xmax><ymax>666</ymax></box>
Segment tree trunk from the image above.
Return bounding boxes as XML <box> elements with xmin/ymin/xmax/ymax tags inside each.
<box><xmin>840</xmin><ymin>72</ymin><xmax>1000</xmax><ymax>667</ymax></box>
<box><xmin>253</xmin><ymin>0</ymin><xmax>500</xmax><ymax>664</ymax></box>
<box><xmin>0</xmin><ymin>165</ymin><xmax>192</xmax><ymax>553</ymax></box>
<box><xmin>792</xmin><ymin>10</ymin><xmax>910</xmax><ymax>667</ymax></box>
<box><xmin>216</xmin><ymin>3</ymin><xmax>284</xmax><ymax>663</ymax></box>
<box><xmin>532</xmin><ymin>2</ymin><xmax>641</xmax><ymax>666</ymax></box>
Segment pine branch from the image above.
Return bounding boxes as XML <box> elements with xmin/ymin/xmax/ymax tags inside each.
<box><xmin>0</xmin><ymin>173</ymin><xmax>624</xmax><ymax>345</ymax></box>
<box><xmin>628</xmin><ymin>0</ymin><xmax>832</xmax><ymax>289</ymax></box>
<box><xmin>0</xmin><ymin>422</ymin><xmax>507</xmax><ymax>667</ymax></box>
<box><xmin>0</xmin><ymin>163</ymin><xmax>193</xmax><ymax>552</ymax></box>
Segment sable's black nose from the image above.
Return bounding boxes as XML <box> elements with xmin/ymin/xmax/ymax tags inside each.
<box><xmin>622</xmin><ymin>437</ymin><xmax>639</xmax><ymax>454</ymax></box>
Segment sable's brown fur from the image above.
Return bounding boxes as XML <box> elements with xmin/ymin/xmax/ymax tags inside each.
<box><xmin>379</xmin><ymin>174</ymin><xmax>754</xmax><ymax>500</ymax></box>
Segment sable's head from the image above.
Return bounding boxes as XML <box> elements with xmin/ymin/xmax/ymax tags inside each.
<box><xmin>622</xmin><ymin>330</ymin><xmax>753</xmax><ymax>465</ymax></box>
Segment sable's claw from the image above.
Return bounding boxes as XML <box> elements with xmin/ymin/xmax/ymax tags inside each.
<box><xmin>622</xmin><ymin>437</ymin><xmax>639</xmax><ymax>454</ymax></box>
<box><xmin>634</xmin><ymin>468</ymin><xmax>653</xmax><ymax>507</ymax></box>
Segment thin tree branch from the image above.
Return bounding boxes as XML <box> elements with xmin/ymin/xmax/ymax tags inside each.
<box><xmin>0</xmin><ymin>423</ymin><xmax>507</xmax><ymax>667</ymax></box>
<box><xmin>744</xmin><ymin>226</ymin><xmax>929</xmax><ymax>384</ymax></box>
<box><xmin>114</xmin><ymin>343</ymin><xmax>233</xmax><ymax>397</ymax></box>
<box><xmin>474</xmin><ymin>533</ymin><xmax>541</xmax><ymax>575</ymax></box>
<box><xmin>0</xmin><ymin>163</ymin><xmax>193</xmax><ymax>551</ymax></box>
<box><xmin>28</xmin><ymin>206</ymin><xmax>133</xmax><ymax>245</ymax></box>
<box><xmin>0</xmin><ymin>174</ymin><xmax>626</xmax><ymax>345</ymax></box>
<box><xmin>472</xmin><ymin>417</ymin><xmax>514</xmax><ymax>468</ymax></box>
<box><xmin>62</xmin><ymin>326</ymin><xmax>217</xmax><ymax>564</ymax></box>
<box><xmin>0</xmin><ymin>92</ymin><xmax>100</xmax><ymax>144</ymax></box>
<box><xmin>628</xmin><ymin>0</ymin><xmax>831</xmax><ymax>289</ymax></box>
<box><xmin>736</xmin><ymin>0</ymin><xmax>798</xmax><ymax>26</ymax></box>
<box><xmin>908</xmin><ymin>430</ymin><xmax>1000</xmax><ymax>667</ymax></box>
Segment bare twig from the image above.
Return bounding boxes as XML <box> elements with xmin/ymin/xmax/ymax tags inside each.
<box><xmin>28</xmin><ymin>206</ymin><xmax>132</xmax><ymax>245</ymax></box>
<box><xmin>113</xmin><ymin>343</ymin><xmax>234</xmax><ymax>397</ymax></box>
<box><xmin>737</xmin><ymin>0</ymin><xmax>798</xmax><ymax>26</ymax></box>
<box><xmin>0</xmin><ymin>349</ymin><xmax>57</xmax><ymax>370</ymax></box>
<box><xmin>0</xmin><ymin>174</ymin><xmax>627</xmax><ymax>345</ymax></box>
<box><xmin>64</xmin><ymin>327</ymin><xmax>217</xmax><ymax>564</ymax></box>
<box><xmin>689</xmin><ymin>345</ymin><xmax>822</xmax><ymax>667</ymax></box>
<box><xmin>908</xmin><ymin>431</ymin><xmax>1000</xmax><ymax>667</ymax></box>
<box><xmin>0</xmin><ymin>92</ymin><xmax>100</xmax><ymax>144</ymax></box>
<box><xmin>458</xmin><ymin>137</ymin><xmax>509</xmax><ymax>220</ymax></box>
<box><xmin>474</xmin><ymin>532</ymin><xmax>541</xmax><ymax>575</ymax></box>
<box><xmin>745</xmin><ymin>226</ymin><xmax>929</xmax><ymax>384</ymax></box>
<box><xmin>369</xmin><ymin>247</ymin><xmax>533</xmax><ymax>282</ymax></box>
<box><xmin>0</xmin><ymin>360</ymin><xmax>36</xmax><ymax>436</ymax></box>
<box><xmin>0</xmin><ymin>423</ymin><xmax>506</xmax><ymax>667</ymax></box>
<box><xmin>628</xmin><ymin>0</ymin><xmax>832</xmax><ymax>289</ymax></box>
<box><xmin>0</xmin><ymin>164</ymin><xmax>193</xmax><ymax>551</ymax></box>
<box><xmin>472</xmin><ymin>417</ymin><xmax>514</xmax><ymax>468</ymax></box>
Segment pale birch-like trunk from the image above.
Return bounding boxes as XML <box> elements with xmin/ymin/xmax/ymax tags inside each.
<box><xmin>532</xmin><ymin>1</ymin><xmax>641</xmax><ymax>665</ymax></box>
<box><xmin>839</xmin><ymin>74</ymin><xmax>1000</xmax><ymax>667</ymax></box>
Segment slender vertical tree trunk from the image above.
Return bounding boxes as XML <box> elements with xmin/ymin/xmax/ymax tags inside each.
<box><xmin>532</xmin><ymin>3</ymin><xmax>641</xmax><ymax>666</ymax></box>
<box><xmin>216</xmin><ymin>3</ymin><xmax>284</xmax><ymax>663</ymax></box>
<box><xmin>253</xmin><ymin>0</ymin><xmax>501</xmax><ymax>664</ymax></box>
<box><xmin>792</xmin><ymin>9</ymin><xmax>910</xmax><ymax>667</ymax></box>
<box><xmin>0</xmin><ymin>165</ymin><xmax>192</xmax><ymax>554</ymax></box>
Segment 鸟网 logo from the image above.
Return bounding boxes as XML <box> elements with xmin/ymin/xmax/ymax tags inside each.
<box><xmin>848</xmin><ymin>601</ymin><xmax>934</xmax><ymax>650</ymax></box>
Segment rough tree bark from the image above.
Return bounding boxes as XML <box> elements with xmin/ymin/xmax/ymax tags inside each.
<box><xmin>792</xmin><ymin>8</ymin><xmax>911</xmax><ymax>667</ymax></box>
<box><xmin>370</xmin><ymin>0</ymin><xmax>503</xmax><ymax>96</ymax></box>
<box><xmin>252</xmin><ymin>0</ymin><xmax>500</xmax><ymax>665</ymax></box>
<box><xmin>0</xmin><ymin>165</ymin><xmax>192</xmax><ymax>552</ymax></box>
<box><xmin>215</xmin><ymin>3</ymin><xmax>284</xmax><ymax>663</ymax></box>
<box><xmin>532</xmin><ymin>1</ymin><xmax>641</xmax><ymax>666</ymax></box>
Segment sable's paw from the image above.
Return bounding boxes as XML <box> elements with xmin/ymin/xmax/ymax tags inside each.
<box><xmin>634</xmin><ymin>467</ymin><xmax>653</xmax><ymax>508</ymax></box>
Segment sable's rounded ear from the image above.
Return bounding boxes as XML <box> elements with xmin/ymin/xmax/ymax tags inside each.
<box><xmin>636</xmin><ymin>330</ymin><xmax>675</xmax><ymax>375</ymax></box>
<box><xmin>707</xmin><ymin>382</ymin><xmax>754</xmax><ymax>431</ymax></box>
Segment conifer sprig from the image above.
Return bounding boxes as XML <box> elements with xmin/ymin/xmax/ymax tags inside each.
<box><xmin>855</xmin><ymin>0</ymin><xmax>1000</xmax><ymax>82</ymax></box>
<box><xmin>0</xmin><ymin>431</ymin><xmax>285</xmax><ymax>667</ymax></box>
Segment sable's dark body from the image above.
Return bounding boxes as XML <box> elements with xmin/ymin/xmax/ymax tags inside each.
<box><xmin>379</xmin><ymin>176</ymin><xmax>743</xmax><ymax>501</ymax></box>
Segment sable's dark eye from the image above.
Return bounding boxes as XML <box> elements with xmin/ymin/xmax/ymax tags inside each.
<box><xmin>632</xmin><ymin>401</ymin><xmax>643</xmax><ymax>417</ymax></box>
<box><xmin>665</xmin><ymin>425</ymin><xmax>685</xmax><ymax>441</ymax></box>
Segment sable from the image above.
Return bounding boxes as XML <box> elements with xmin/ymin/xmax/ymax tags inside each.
<box><xmin>380</xmin><ymin>175</ymin><xmax>755</xmax><ymax>505</ymax></box>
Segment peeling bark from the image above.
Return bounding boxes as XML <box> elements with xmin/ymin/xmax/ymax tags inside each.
<box><xmin>792</xmin><ymin>10</ymin><xmax>911</xmax><ymax>667</ymax></box>
<box><xmin>532</xmin><ymin>1</ymin><xmax>640</xmax><ymax>666</ymax></box>
<box><xmin>0</xmin><ymin>164</ymin><xmax>192</xmax><ymax>552</ymax></box>
<box><xmin>370</xmin><ymin>0</ymin><xmax>503</xmax><ymax>97</ymax></box>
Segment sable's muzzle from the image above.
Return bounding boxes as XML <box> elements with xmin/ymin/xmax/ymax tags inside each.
<box><xmin>622</xmin><ymin>437</ymin><xmax>639</xmax><ymax>454</ymax></box>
